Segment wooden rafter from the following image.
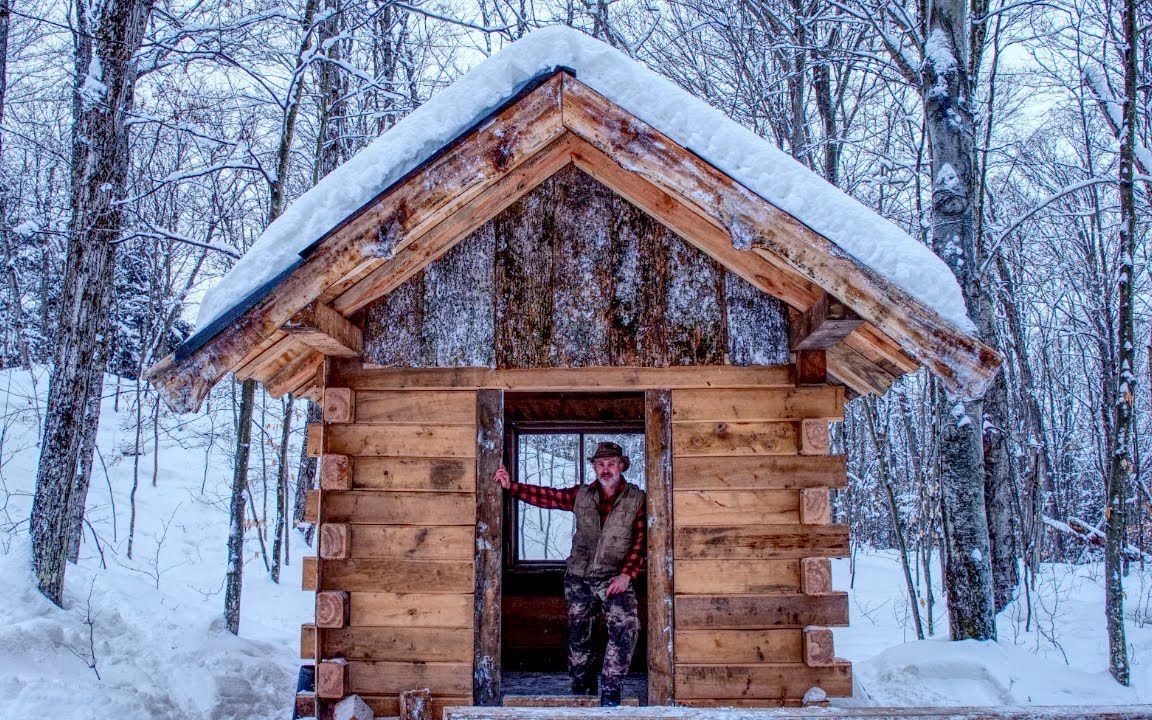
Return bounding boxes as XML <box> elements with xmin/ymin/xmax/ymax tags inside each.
<box><xmin>789</xmin><ymin>292</ymin><xmax>864</xmax><ymax>351</ymax></box>
<box><xmin>282</xmin><ymin>300</ymin><xmax>362</xmax><ymax>357</ymax></box>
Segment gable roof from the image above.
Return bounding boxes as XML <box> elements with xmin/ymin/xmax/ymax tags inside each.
<box><xmin>149</xmin><ymin>27</ymin><xmax>1000</xmax><ymax>413</ymax></box>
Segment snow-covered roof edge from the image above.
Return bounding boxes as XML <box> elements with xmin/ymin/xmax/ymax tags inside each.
<box><xmin>187</xmin><ymin>25</ymin><xmax>973</xmax><ymax>357</ymax></box>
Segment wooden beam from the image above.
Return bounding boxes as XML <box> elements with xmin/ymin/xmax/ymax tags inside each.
<box><xmin>400</xmin><ymin>688</ymin><xmax>433</xmax><ymax>720</ymax></box>
<box><xmin>320</xmin><ymin>454</ymin><xmax>353</xmax><ymax>490</ymax></box>
<box><xmin>316</xmin><ymin>590</ymin><xmax>350</xmax><ymax>628</ymax></box>
<box><xmin>800</xmin><ymin>488</ymin><xmax>831</xmax><ymax>525</ymax></box>
<box><xmin>332</xmin><ymin>132</ymin><xmax>579</xmax><ymax>316</ymax></box>
<box><xmin>826</xmin><ymin>343</ymin><xmax>896</xmax><ymax>397</ymax></box>
<box><xmin>264</xmin><ymin>348</ymin><xmax>324</xmax><ymax>398</ymax></box>
<box><xmin>789</xmin><ymin>293</ymin><xmax>864</xmax><ymax>350</ymax></box>
<box><xmin>283</xmin><ymin>300</ymin><xmax>362</xmax><ymax>357</ymax></box>
<box><xmin>794</xmin><ymin>350</ymin><xmax>827</xmax><ymax>386</ymax></box>
<box><xmin>644</xmin><ymin>389</ymin><xmax>674</xmax><ymax>706</ymax></box>
<box><xmin>330</xmin><ymin>361</ymin><xmax>795</xmax><ymax>391</ymax></box>
<box><xmin>316</xmin><ymin>660</ymin><xmax>348</xmax><ymax>699</ymax></box>
<box><xmin>319</xmin><ymin>523</ymin><xmax>350</xmax><ymax>559</ymax></box>
<box><xmin>474</xmin><ymin>389</ymin><xmax>504</xmax><ymax>706</ymax></box>
<box><xmin>800</xmin><ymin>557</ymin><xmax>833</xmax><ymax>595</ymax></box>
<box><xmin>148</xmin><ymin>74</ymin><xmax>566</xmax><ymax>413</ymax></box>
<box><xmin>560</xmin><ymin>76</ymin><xmax>1000</xmax><ymax>400</ymax></box>
<box><xmin>444</xmin><ymin>706</ymin><xmax>1152</xmax><ymax>720</ymax></box>
<box><xmin>323</xmin><ymin>387</ymin><xmax>356</xmax><ymax>423</ymax></box>
<box><xmin>803</xmin><ymin>626</ymin><xmax>835</xmax><ymax>667</ymax></box>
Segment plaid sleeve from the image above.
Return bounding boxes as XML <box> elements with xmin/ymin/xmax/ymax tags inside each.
<box><xmin>620</xmin><ymin>500</ymin><xmax>647</xmax><ymax>579</ymax></box>
<box><xmin>508</xmin><ymin>480</ymin><xmax>580</xmax><ymax>511</ymax></box>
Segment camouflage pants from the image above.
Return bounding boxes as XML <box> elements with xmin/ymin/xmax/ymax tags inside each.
<box><xmin>563</xmin><ymin>573</ymin><xmax>640</xmax><ymax>694</ymax></box>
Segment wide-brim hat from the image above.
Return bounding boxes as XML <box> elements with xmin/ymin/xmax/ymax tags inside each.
<box><xmin>587</xmin><ymin>441</ymin><xmax>630</xmax><ymax>472</ymax></box>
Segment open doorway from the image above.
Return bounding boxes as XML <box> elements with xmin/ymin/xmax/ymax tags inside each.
<box><xmin>501</xmin><ymin>392</ymin><xmax>649</xmax><ymax>704</ymax></box>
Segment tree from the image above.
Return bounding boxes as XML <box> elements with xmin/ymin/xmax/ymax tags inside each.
<box><xmin>30</xmin><ymin>0</ymin><xmax>154</xmax><ymax>606</ymax></box>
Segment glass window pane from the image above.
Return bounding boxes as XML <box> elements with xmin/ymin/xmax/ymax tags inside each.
<box><xmin>517</xmin><ymin>433</ymin><xmax>579</xmax><ymax>560</ymax></box>
<box><xmin>584</xmin><ymin>433</ymin><xmax>646</xmax><ymax>490</ymax></box>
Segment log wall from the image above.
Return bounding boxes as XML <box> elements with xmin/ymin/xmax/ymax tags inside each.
<box><xmin>303</xmin><ymin>382</ymin><xmax>478</xmax><ymax>718</ymax></box>
<box><xmin>669</xmin><ymin>386</ymin><xmax>852</xmax><ymax>705</ymax></box>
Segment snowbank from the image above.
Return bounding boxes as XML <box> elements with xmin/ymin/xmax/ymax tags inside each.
<box><xmin>195</xmin><ymin>26</ymin><xmax>973</xmax><ymax>336</ymax></box>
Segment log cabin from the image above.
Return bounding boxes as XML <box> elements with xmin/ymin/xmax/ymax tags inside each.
<box><xmin>147</xmin><ymin>26</ymin><xmax>1001</xmax><ymax>720</ymax></box>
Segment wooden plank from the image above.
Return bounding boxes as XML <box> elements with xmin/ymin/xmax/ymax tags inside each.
<box><xmin>803</xmin><ymin>626</ymin><xmax>835</xmax><ymax>666</ymax></box>
<box><xmin>645</xmin><ymin>389</ymin><xmax>674</xmax><ymax>706</ymax></box>
<box><xmin>323</xmin><ymin>387</ymin><xmax>356</xmax><ymax>423</ymax></box>
<box><xmin>323</xmin><ymin>491</ymin><xmax>474</xmax><ymax>525</ymax></box>
<box><xmin>789</xmin><ymin>292</ymin><xmax>864</xmax><ymax>351</ymax></box>
<box><xmin>264</xmin><ymin>349</ymin><xmax>325</xmax><ymax>398</ymax></box>
<box><xmin>306</xmin><ymin>423</ymin><xmax>324</xmax><ymax>457</ymax></box>
<box><xmin>355</xmin><ymin>390</ymin><xmax>477</xmax><ymax>424</ymax></box>
<box><xmin>474</xmin><ymin>389</ymin><xmax>504</xmax><ymax>706</ymax></box>
<box><xmin>673</xmin><ymin>421</ymin><xmax>797</xmax><ymax>457</ymax></box>
<box><xmin>826</xmin><ymin>343</ymin><xmax>895</xmax><ymax>397</ymax></box>
<box><xmin>674</xmin><ymin>628</ymin><xmax>804</xmax><ymax>664</ymax></box>
<box><xmin>800</xmin><ymin>488</ymin><xmax>831</xmax><ymax>525</ymax></box>
<box><xmin>346</xmin><ymin>660</ymin><xmax>473</xmax><ymax>696</ymax></box>
<box><xmin>675</xmin><ymin>525</ymin><xmax>849</xmax><ymax>560</ymax></box>
<box><xmin>674</xmin><ymin>456</ymin><xmax>847</xmax><ymax>490</ymax></box>
<box><xmin>300</xmin><ymin>623</ymin><xmax>317</xmax><ymax>659</ymax></box>
<box><xmin>320</xmin><ymin>454</ymin><xmax>353</xmax><ymax>490</ymax></box>
<box><xmin>674</xmin><ymin>559</ymin><xmax>800</xmax><ymax>594</ymax></box>
<box><xmin>325</xmin><ymin>423</ymin><xmax>476</xmax><ymax>457</ymax></box>
<box><xmin>234</xmin><ymin>334</ymin><xmax>296</xmax><ymax>381</ymax></box>
<box><xmin>354</xmin><ymin>457</ymin><xmax>474</xmax><ymax>492</ymax></box>
<box><xmin>350</xmin><ymin>592</ymin><xmax>474</xmax><ymax>628</ymax></box>
<box><xmin>673</xmin><ymin>662</ymin><xmax>852</xmax><ymax>699</ymax></box>
<box><xmin>502</xmin><ymin>696</ymin><xmax>640</xmax><ymax>707</ymax></box>
<box><xmin>302</xmin><ymin>556</ymin><xmax>318</xmax><ymax>591</ymax></box>
<box><xmin>283</xmin><ymin>300</ymin><xmax>363</xmax><ymax>357</ymax></box>
<box><xmin>319</xmin><ymin>522</ymin><xmax>351</xmax><ymax>559</ymax></box>
<box><xmin>151</xmin><ymin>74</ymin><xmax>567</xmax><ymax>413</ymax></box>
<box><xmin>323</xmin><ymin>626</ymin><xmax>473</xmax><ymax>662</ymax></box>
<box><xmin>363</xmin><ymin>695</ymin><xmax>473</xmax><ymax>720</ymax></box>
<box><xmin>316</xmin><ymin>590</ymin><xmax>350</xmax><ymax>628</ymax></box>
<box><xmin>795</xmin><ymin>349</ymin><xmax>827</xmax><ymax>385</ymax></box>
<box><xmin>675</xmin><ymin>593</ymin><xmax>849</xmax><ymax>629</ymax></box>
<box><xmin>320</xmin><ymin>559</ymin><xmax>474</xmax><ymax>593</ymax></box>
<box><xmin>670</xmin><ymin>387</ymin><xmax>843</xmax><ymax>422</ymax></box>
<box><xmin>849</xmin><ymin>323</ymin><xmax>919</xmax><ymax>374</ymax></box>
<box><xmin>560</xmin><ymin>76</ymin><xmax>1000</xmax><ymax>401</ymax></box>
<box><xmin>444</xmin><ymin>705</ymin><xmax>1152</xmax><ymax>719</ymax></box>
<box><xmin>350</xmin><ymin>525</ymin><xmax>475</xmax><ymax>560</ymax></box>
<box><xmin>799</xmin><ymin>419</ymin><xmax>830</xmax><ymax>456</ymax></box>
<box><xmin>330</xmin><ymin>361</ymin><xmax>794</xmax><ymax>391</ymax></box>
<box><xmin>673</xmin><ymin>489</ymin><xmax>799</xmax><ymax>526</ymax></box>
<box><xmin>304</xmin><ymin>489</ymin><xmax>319</xmax><ymax>522</ymax></box>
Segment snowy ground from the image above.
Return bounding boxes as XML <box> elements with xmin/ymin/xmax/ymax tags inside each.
<box><xmin>0</xmin><ymin>366</ymin><xmax>1148</xmax><ymax>718</ymax></box>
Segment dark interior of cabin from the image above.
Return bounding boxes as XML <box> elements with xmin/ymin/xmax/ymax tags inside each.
<box><xmin>501</xmin><ymin>391</ymin><xmax>649</xmax><ymax>702</ymax></box>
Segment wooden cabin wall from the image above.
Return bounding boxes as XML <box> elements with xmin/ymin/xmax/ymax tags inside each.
<box><xmin>668</xmin><ymin>384</ymin><xmax>853</xmax><ymax>706</ymax></box>
<box><xmin>303</xmin><ymin>383</ymin><xmax>479</xmax><ymax>718</ymax></box>
<box><xmin>359</xmin><ymin>165</ymin><xmax>790</xmax><ymax>368</ymax></box>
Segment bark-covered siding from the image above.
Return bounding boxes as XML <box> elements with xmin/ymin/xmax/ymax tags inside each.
<box><xmin>360</xmin><ymin>166</ymin><xmax>789</xmax><ymax>368</ymax></box>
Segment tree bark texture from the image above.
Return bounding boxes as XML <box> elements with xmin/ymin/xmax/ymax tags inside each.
<box><xmin>920</xmin><ymin>0</ymin><xmax>997</xmax><ymax>639</ymax></box>
<box><xmin>224</xmin><ymin>377</ymin><xmax>256</xmax><ymax>634</ymax></box>
<box><xmin>361</xmin><ymin>166</ymin><xmax>789</xmax><ymax>368</ymax></box>
<box><xmin>30</xmin><ymin>0</ymin><xmax>153</xmax><ymax>605</ymax></box>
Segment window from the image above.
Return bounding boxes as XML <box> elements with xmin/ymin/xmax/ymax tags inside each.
<box><xmin>513</xmin><ymin>430</ymin><xmax>646</xmax><ymax>563</ymax></box>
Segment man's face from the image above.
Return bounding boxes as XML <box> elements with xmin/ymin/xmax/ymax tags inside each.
<box><xmin>593</xmin><ymin>456</ymin><xmax>624</xmax><ymax>486</ymax></box>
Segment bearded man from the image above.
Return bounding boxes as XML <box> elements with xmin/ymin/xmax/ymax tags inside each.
<box><xmin>492</xmin><ymin>441</ymin><xmax>646</xmax><ymax>707</ymax></box>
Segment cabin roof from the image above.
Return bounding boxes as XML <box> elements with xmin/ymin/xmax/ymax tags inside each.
<box><xmin>148</xmin><ymin>27</ymin><xmax>1001</xmax><ymax>413</ymax></box>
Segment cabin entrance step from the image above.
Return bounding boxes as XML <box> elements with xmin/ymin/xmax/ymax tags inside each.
<box><xmin>502</xmin><ymin>695</ymin><xmax>641</xmax><ymax>707</ymax></box>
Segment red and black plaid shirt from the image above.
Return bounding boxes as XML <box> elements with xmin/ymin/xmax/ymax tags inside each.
<box><xmin>509</xmin><ymin>479</ymin><xmax>647</xmax><ymax>579</ymax></box>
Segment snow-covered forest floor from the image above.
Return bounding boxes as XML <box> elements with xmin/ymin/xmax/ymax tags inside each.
<box><xmin>0</xmin><ymin>365</ymin><xmax>1148</xmax><ymax>718</ymax></box>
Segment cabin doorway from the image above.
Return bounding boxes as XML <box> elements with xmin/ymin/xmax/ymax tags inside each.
<box><xmin>500</xmin><ymin>392</ymin><xmax>649</xmax><ymax>704</ymax></box>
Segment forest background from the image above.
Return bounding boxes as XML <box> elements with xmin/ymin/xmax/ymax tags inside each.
<box><xmin>0</xmin><ymin>0</ymin><xmax>1149</xmax><ymax>709</ymax></box>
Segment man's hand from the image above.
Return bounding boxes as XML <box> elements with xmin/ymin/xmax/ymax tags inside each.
<box><xmin>605</xmin><ymin>573</ymin><xmax>630</xmax><ymax>597</ymax></box>
<box><xmin>493</xmin><ymin>464</ymin><xmax>511</xmax><ymax>489</ymax></box>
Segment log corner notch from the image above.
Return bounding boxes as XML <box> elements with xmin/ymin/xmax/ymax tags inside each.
<box><xmin>146</xmin><ymin>68</ymin><xmax>1002</xmax><ymax>413</ymax></box>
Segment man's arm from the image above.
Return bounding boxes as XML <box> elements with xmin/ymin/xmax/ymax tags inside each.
<box><xmin>492</xmin><ymin>464</ymin><xmax>579</xmax><ymax>511</ymax></box>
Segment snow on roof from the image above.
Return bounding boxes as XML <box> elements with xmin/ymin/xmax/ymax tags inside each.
<box><xmin>194</xmin><ymin>26</ymin><xmax>974</xmax><ymax>336</ymax></box>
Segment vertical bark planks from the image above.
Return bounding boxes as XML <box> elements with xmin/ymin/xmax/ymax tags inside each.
<box><xmin>645</xmin><ymin>389</ymin><xmax>675</xmax><ymax>705</ymax></box>
<box><xmin>474</xmin><ymin>389</ymin><xmax>504</xmax><ymax>705</ymax></box>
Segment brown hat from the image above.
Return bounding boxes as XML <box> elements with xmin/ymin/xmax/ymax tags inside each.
<box><xmin>587</xmin><ymin>441</ymin><xmax>630</xmax><ymax>472</ymax></box>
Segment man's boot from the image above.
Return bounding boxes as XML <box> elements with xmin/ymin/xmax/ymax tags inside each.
<box><xmin>570</xmin><ymin>674</ymin><xmax>597</xmax><ymax>696</ymax></box>
<box><xmin>599</xmin><ymin>682</ymin><xmax>621</xmax><ymax>707</ymax></box>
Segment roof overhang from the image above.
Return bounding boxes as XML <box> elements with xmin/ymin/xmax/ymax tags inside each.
<box><xmin>148</xmin><ymin>71</ymin><xmax>1000</xmax><ymax>412</ymax></box>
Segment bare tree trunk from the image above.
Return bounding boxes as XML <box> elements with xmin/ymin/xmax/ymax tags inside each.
<box><xmin>920</xmin><ymin>0</ymin><xmax>996</xmax><ymax>641</ymax></box>
<box><xmin>1105</xmin><ymin>0</ymin><xmax>1137</xmax><ymax>684</ymax></box>
<box><xmin>293</xmin><ymin>399</ymin><xmax>321</xmax><ymax>545</ymax></box>
<box><xmin>224</xmin><ymin>377</ymin><xmax>255</xmax><ymax>634</ymax></box>
<box><xmin>271</xmin><ymin>394</ymin><xmax>294</xmax><ymax>582</ymax></box>
<box><xmin>30</xmin><ymin>0</ymin><xmax>153</xmax><ymax>606</ymax></box>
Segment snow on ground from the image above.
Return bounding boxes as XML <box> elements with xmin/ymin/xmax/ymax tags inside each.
<box><xmin>0</xmin><ymin>367</ymin><xmax>311</xmax><ymax>719</ymax></box>
<box><xmin>0</xmin><ymin>365</ymin><xmax>1148</xmax><ymax>718</ymax></box>
<box><xmin>194</xmin><ymin>26</ymin><xmax>973</xmax><ymax>337</ymax></box>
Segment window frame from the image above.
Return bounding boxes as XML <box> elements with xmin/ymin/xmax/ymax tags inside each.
<box><xmin>503</xmin><ymin>420</ymin><xmax>645</xmax><ymax>572</ymax></box>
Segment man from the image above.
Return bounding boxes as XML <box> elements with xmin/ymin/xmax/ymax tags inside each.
<box><xmin>492</xmin><ymin>441</ymin><xmax>646</xmax><ymax>707</ymax></box>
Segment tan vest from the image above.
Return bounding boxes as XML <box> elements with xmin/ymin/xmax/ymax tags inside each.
<box><xmin>566</xmin><ymin>481</ymin><xmax>645</xmax><ymax>579</ymax></box>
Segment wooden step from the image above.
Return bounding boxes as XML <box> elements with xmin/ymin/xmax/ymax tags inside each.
<box><xmin>502</xmin><ymin>695</ymin><xmax>640</xmax><ymax>707</ymax></box>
